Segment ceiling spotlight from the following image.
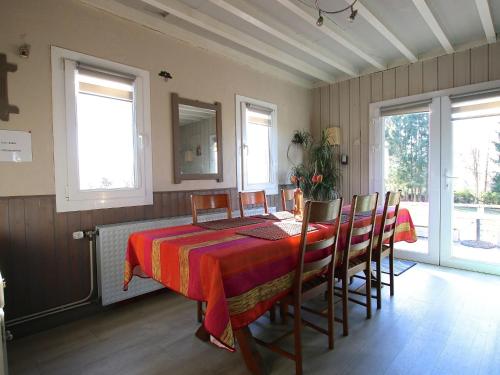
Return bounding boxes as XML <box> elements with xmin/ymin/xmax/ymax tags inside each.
<box><xmin>316</xmin><ymin>10</ymin><xmax>324</xmax><ymax>27</ymax></box>
<box><xmin>348</xmin><ymin>6</ymin><xmax>358</xmax><ymax>22</ymax></box>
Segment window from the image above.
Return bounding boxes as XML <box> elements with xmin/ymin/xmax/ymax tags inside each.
<box><xmin>51</xmin><ymin>47</ymin><xmax>152</xmax><ymax>212</ymax></box>
<box><xmin>236</xmin><ymin>95</ymin><xmax>277</xmax><ymax>194</ymax></box>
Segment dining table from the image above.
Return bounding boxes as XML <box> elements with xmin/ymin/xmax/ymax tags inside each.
<box><xmin>124</xmin><ymin>206</ymin><xmax>417</xmax><ymax>374</ymax></box>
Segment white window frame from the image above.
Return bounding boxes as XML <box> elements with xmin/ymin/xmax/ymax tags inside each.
<box><xmin>51</xmin><ymin>46</ymin><xmax>153</xmax><ymax>212</ymax></box>
<box><xmin>235</xmin><ymin>95</ymin><xmax>278</xmax><ymax>195</ymax></box>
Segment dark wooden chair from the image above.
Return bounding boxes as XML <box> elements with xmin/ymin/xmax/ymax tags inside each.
<box><xmin>334</xmin><ymin>193</ymin><xmax>378</xmax><ymax>337</ymax></box>
<box><xmin>281</xmin><ymin>188</ymin><xmax>295</xmax><ymax>211</ymax></box>
<box><xmin>239</xmin><ymin>190</ymin><xmax>268</xmax><ymax>217</ymax></box>
<box><xmin>256</xmin><ymin>199</ymin><xmax>343</xmax><ymax>375</ymax></box>
<box><xmin>373</xmin><ymin>191</ymin><xmax>401</xmax><ymax>309</ymax></box>
<box><xmin>190</xmin><ymin>193</ymin><xmax>232</xmax><ymax>322</ymax></box>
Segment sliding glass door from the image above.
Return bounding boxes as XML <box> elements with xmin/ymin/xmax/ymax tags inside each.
<box><xmin>441</xmin><ymin>94</ymin><xmax>500</xmax><ymax>275</ymax></box>
<box><xmin>372</xmin><ymin>90</ymin><xmax>500</xmax><ymax>275</ymax></box>
<box><xmin>371</xmin><ymin>98</ymin><xmax>441</xmax><ymax>264</ymax></box>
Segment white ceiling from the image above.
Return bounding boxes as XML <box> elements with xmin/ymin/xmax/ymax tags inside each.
<box><xmin>81</xmin><ymin>0</ymin><xmax>499</xmax><ymax>88</ymax></box>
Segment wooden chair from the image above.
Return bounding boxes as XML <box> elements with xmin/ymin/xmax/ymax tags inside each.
<box><xmin>281</xmin><ymin>187</ymin><xmax>295</xmax><ymax>211</ymax></box>
<box><xmin>372</xmin><ymin>191</ymin><xmax>401</xmax><ymax>309</ymax></box>
<box><xmin>190</xmin><ymin>193</ymin><xmax>232</xmax><ymax>322</ymax></box>
<box><xmin>191</xmin><ymin>193</ymin><xmax>232</xmax><ymax>224</ymax></box>
<box><xmin>256</xmin><ymin>199</ymin><xmax>343</xmax><ymax>375</ymax></box>
<box><xmin>334</xmin><ymin>193</ymin><xmax>378</xmax><ymax>337</ymax></box>
<box><xmin>239</xmin><ymin>190</ymin><xmax>268</xmax><ymax>217</ymax></box>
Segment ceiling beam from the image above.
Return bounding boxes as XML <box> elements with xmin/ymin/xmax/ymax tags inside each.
<box><xmin>349</xmin><ymin>0</ymin><xmax>417</xmax><ymax>63</ymax></box>
<box><xmin>139</xmin><ymin>0</ymin><xmax>336</xmax><ymax>83</ymax></box>
<box><xmin>475</xmin><ymin>0</ymin><xmax>497</xmax><ymax>44</ymax></box>
<box><xmin>412</xmin><ymin>0</ymin><xmax>454</xmax><ymax>54</ymax></box>
<box><xmin>275</xmin><ymin>0</ymin><xmax>385</xmax><ymax>70</ymax></box>
<box><xmin>208</xmin><ymin>0</ymin><xmax>357</xmax><ymax>76</ymax></box>
<box><xmin>79</xmin><ymin>0</ymin><xmax>313</xmax><ymax>88</ymax></box>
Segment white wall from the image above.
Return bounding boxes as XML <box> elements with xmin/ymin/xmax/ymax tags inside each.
<box><xmin>0</xmin><ymin>0</ymin><xmax>312</xmax><ymax>196</ymax></box>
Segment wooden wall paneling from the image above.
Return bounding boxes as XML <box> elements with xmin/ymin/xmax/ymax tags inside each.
<box><xmin>438</xmin><ymin>54</ymin><xmax>454</xmax><ymax>90</ymax></box>
<box><xmin>423</xmin><ymin>58</ymin><xmax>438</xmax><ymax>93</ymax></box>
<box><xmin>8</xmin><ymin>198</ymin><xmax>27</xmax><ymax>318</ymax></box>
<box><xmin>320</xmin><ymin>85</ymin><xmax>330</xmax><ymax>132</ymax></box>
<box><xmin>329</xmin><ymin>83</ymin><xmax>340</xmax><ymax>127</ymax></box>
<box><xmin>371</xmin><ymin>72</ymin><xmax>383</xmax><ymax>102</ymax></box>
<box><xmin>471</xmin><ymin>44</ymin><xmax>489</xmax><ymax>84</ymax></box>
<box><xmin>453</xmin><ymin>49</ymin><xmax>471</xmax><ymax>87</ymax></box>
<box><xmin>395</xmin><ymin>65</ymin><xmax>409</xmax><ymax>98</ymax></box>
<box><xmin>382</xmin><ymin>69</ymin><xmax>396</xmax><ymax>100</ymax></box>
<box><xmin>339</xmin><ymin>80</ymin><xmax>350</xmax><ymax>199</ymax></box>
<box><xmin>66</xmin><ymin>211</ymin><xmax>88</xmax><ymax>301</ymax></box>
<box><xmin>488</xmin><ymin>42</ymin><xmax>500</xmax><ymax>81</ymax></box>
<box><xmin>359</xmin><ymin>75</ymin><xmax>371</xmax><ymax>195</ymax></box>
<box><xmin>312</xmin><ymin>87</ymin><xmax>321</xmax><ymax>139</ymax></box>
<box><xmin>0</xmin><ymin>199</ymin><xmax>9</xmax><ymax>280</ymax></box>
<box><xmin>54</xmin><ymin>209</ymin><xmax>70</xmax><ymax>307</ymax></box>
<box><xmin>349</xmin><ymin>78</ymin><xmax>361</xmax><ymax>195</ymax></box>
<box><xmin>79</xmin><ymin>209</ymin><xmax>93</xmax><ymax>296</ymax></box>
<box><xmin>409</xmin><ymin>61</ymin><xmax>423</xmax><ymax>95</ymax></box>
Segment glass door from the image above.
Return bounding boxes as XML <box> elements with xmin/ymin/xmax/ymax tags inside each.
<box><xmin>371</xmin><ymin>98</ymin><xmax>441</xmax><ymax>264</ymax></box>
<box><xmin>441</xmin><ymin>94</ymin><xmax>500</xmax><ymax>275</ymax></box>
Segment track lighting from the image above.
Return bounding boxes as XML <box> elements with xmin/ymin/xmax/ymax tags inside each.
<box><xmin>314</xmin><ymin>0</ymin><xmax>358</xmax><ymax>26</ymax></box>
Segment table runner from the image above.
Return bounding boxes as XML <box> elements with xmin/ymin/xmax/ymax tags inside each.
<box><xmin>195</xmin><ymin>217</ymin><xmax>265</xmax><ymax>230</ymax></box>
<box><xmin>124</xmin><ymin>208</ymin><xmax>416</xmax><ymax>351</ymax></box>
<box><xmin>237</xmin><ymin>221</ymin><xmax>317</xmax><ymax>240</ymax></box>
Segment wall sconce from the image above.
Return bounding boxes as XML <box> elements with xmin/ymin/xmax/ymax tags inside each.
<box><xmin>18</xmin><ymin>44</ymin><xmax>30</xmax><ymax>59</ymax></box>
<box><xmin>159</xmin><ymin>70</ymin><xmax>173</xmax><ymax>81</ymax></box>
<box><xmin>325</xmin><ymin>126</ymin><xmax>341</xmax><ymax>146</ymax></box>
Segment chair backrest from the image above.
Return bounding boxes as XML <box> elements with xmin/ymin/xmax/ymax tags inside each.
<box><xmin>239</xmin><ymin>190</ymin><xmax>268</xmax><ymax>217</ymax></box>
<box><xmin>294</xmin><ymin>199</ymin><xmax>343</xmax><ymax>294</ymax></box>
<box><xmin>281</xmin><ymin>188</ymin><xmax>295</xmax><ymax>211</ymax></box>
<box><xmin>376</xmin><ymin>191</ymin><xmax>402</xmax><ymax>250</ymax></box>
<box><xmin>191</xmin><ymin>193</ymin><xmax>232</xmax><ymax>224</ymax></box>
<box><xmin>343</xmin><ymin>193</ymin><xmax>379</xmax><ymax>268</ymax></box>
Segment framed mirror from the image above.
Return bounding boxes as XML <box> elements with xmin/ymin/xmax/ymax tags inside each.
<box><xmin>172</xmin><ymin>93</ymin><xmax>223</xmax><ymax>183</ymax></box>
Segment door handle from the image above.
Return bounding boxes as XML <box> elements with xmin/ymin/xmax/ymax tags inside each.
<box><xmin>443</xmin><ymin>169</ymin><xmax>458</xmax><ymax>189</ymax></box>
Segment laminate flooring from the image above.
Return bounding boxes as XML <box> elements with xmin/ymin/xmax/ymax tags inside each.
<box><xmin>8</xmin><ymin>263</ymin><xmax>500</xmax><ymax>375</ymax></box>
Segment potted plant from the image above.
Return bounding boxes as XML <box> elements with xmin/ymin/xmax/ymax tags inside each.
<box><xmin>289</xmin><ymin>130</ymin><xmax>340</xmax><ymax>201</ymax></box>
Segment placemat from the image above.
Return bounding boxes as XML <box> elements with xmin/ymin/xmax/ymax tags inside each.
<box><xmin>196</xmin><ymin>217</ymin><xmax>265</xmax><ymax>230</ymax></box>
<box><xmin>237</xmin><ymin>221</ymin><xmax>317</xmax><ymax>241</ymax></box>
<box><xmin>253</xmin><ymin>211</ymin><xmax>295</xmax><ymax>221</ymax></box>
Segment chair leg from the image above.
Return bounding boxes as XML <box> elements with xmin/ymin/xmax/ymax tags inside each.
<box><xmin>342</xmin><ymin>275</ymin><xmax>349</xmax><ymax>336</ymax></box>
<box><xmin>327</xmin><ymin>281</ymin><xmax>334</xmax><ymax>350</ymax></box>
<box><xmin>366</xmin><ymin>266</ymin><xmax>372</xmax><ymax>319</ymax></box>
<box><xmin>293</xmin><ymin>301</ymin><xmax>303</xmax><ymax>375</ymax></box>
<box><xmin>269</xmin><ymin>304</ymin><xmax>276</xmax><ymax>322</ymax></box>
<box><xmin>197</xmin><ymin>301</ymin><xmax>204</xmax><ymax>323</ymax></box>
<box><xmin>376</xmin><ymin>257</ymin><xmax>382</xmax><ymax>310</ymax></box>
<box><xmin>389</xmin><ymin>250</ymin><xmax>395</xmax><ymax>296</ymax></box>
<box><xmin>280</xmin><ymin>302</ymin><xmax>288</xmax><ymax>324</ymax></box>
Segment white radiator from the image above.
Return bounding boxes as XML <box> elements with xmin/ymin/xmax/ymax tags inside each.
<box><xmin>96</xmin><ymin>208</ymin><xmax>273</xmax><ymax>306</ymax></box>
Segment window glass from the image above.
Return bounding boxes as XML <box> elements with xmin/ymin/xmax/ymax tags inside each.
<box><xmin>76</xmin><ymin>70</ymin><xmax>136</xmax><ymax>191</ymax></box>
<box><xmin>245</xmin><ymin>109</ymin><xmax>271</xmax><ymax>185</ymax></box>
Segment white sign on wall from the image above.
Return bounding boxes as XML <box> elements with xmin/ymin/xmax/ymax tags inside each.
<box><xmin>0</xmin><ymin>130</ymin><xmax>32</xmax><ymax>162</ymax></box>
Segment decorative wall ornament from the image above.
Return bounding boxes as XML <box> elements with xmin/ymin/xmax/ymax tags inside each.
<box><xmin>0</xmin><ymin>53</ymin><xmax>19</xmax><ymax>121</ymax></box>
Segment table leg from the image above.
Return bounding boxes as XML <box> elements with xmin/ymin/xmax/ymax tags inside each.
<box><xmin>234</xmin><ymin>326</ymin><xmax>267</xmax><ymax>375</ymax></box>
<box><xmin>195</xmin><ymin>324</ymin><xmax>210</xmax><ymax>342</ymax></box>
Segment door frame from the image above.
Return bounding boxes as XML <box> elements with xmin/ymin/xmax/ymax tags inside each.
<box><xmin>369</xmin><ymin>79</ymin><xmax>500</xmax><ymax>270</ymax></box>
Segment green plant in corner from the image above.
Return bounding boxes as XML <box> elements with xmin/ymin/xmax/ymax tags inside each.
<box><xmin>289</xmin><ymin>130</ymin><xmax>340</xmax><ymax>201</ymax></box>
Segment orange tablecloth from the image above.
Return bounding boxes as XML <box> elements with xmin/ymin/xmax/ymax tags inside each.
<box><xmin>124</xmin><ymin>208</ymin><xmax>416</xmax><ymax>350</ymax></box>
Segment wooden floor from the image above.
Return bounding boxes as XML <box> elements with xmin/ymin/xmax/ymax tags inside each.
<box><xmin>8</xmin><ymin>263</ymin><xmax>500</xmax><ymax>375</ymax></box>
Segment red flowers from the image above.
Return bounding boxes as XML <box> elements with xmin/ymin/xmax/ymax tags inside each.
<box><xmin>290</xmin><ymin>175</ymin><xmax>298</xmax><ymax>185</ymax></box>
<box><xmin>312</xmin><ymin>174</ymin><xmax>323</xmax><ymax>184</ymax></box>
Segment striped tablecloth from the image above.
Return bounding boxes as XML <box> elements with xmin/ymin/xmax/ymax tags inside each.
<box><xmin>124</xmin><ymin>208</ymin><xmax>416</xmax><ymax>350</ymax></box>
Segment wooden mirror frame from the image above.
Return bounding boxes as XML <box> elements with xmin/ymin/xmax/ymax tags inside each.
<box><xmin>172</xmin><ymin>93</ymin><xmax>223</xmax><ymax>184</ymax></box>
